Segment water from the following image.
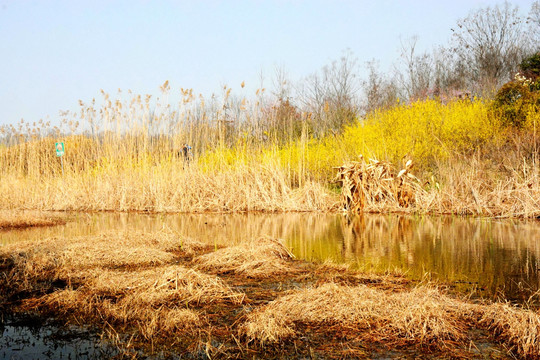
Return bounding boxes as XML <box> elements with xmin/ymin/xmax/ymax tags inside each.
<box><xmin>2</xmin><ymin>212</ymin><xmax>539</xmax><ymax>303</ymax></box>
<box><xmin>1</xmin><ymin>212</ymin><xmax>539</xmax><ymax>358</ymax></box>
<box><xmin>0</xmin><ymin>316</ymin><xmax>119</xmax><ymax>359</ymax></box>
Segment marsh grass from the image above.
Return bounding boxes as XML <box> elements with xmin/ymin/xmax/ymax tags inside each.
<box><xmin>241</xmin><ymin>283</ymin><xmax>475</xmax><ymax>348</ymax></box>
<box><xmin>2</xmin><ymin>229</ymin><xmax>540</xmax><ymax>358</ymax></box>
<box><xmin>194</xmin><ymin>237</ymin><xmax>297</xmax><ymax>278</ymax></box>
<box><xmin>480</xmin><ymin>302</ymin><xmax>540</xmax><ymax>357</ymax></box>
<box><xmin>0</xmin><ymin>87</ymin><xmax>538</xmax><ymax>217</ymax></box>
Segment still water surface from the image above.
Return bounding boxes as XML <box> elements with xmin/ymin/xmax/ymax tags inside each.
<box><xmin>2</xmin><ymin>212</ymin><xmax>539</xmax><ymax>303</ymax></box>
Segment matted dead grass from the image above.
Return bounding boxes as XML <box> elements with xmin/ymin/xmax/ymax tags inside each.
<box><xmin>194</xmin><ymin>237</ymin><xmax>297</xmax><ymax>278</ymax></box>
<box><xmin>480</xmin><ymin>302</ymin><xmax>540</xmax><ymax>358</ymax></box>
<box><xmin>241</xmin><ymin>283</ymin><xmax>476</xmax><ymax>349</ymax></box>
<box><xmin>74</xmin><ymin>265</ymin><xmax>245</xmax><ymax>305</ymax></box>
<box><xmin>0</xmin><ymin>210</ymin><xmax>67</xmax><ymax>230</ymax></box>
<box><xmin>20</xmin><ymin>265</ymin><xmax>244</xmax><ymax>339</ymax></box>
<box><xmin>0</xmin><ymin>229</ymin><xmax>210</xmax><ymax>297</ymax></box>
<box><xmin>1</xmin><ymin>229</ymin><xmax>207</xmax><ymax>271</ymax></box>
<box><xmin>27</xmin><ymin>289</ymin><xmax>202</xmax><ymax>339</ymax></box>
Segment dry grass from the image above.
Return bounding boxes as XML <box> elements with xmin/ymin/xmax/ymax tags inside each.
<box><xmin>194</xmin><ymin>237</ymin><xmax>297</xmax><ymax>278</ymax></box>
<box><xmin>0</xmin><ymin>210</ymin><xmax>67</xmax><ymax>230</ymax></box>
<box><xmin>416</xmin><ymin>156</ymin><xmax>540</xmax><ymax>218</ymax></box>
<box><xmin>30</xmin><ymin>289</ymin><xmax>202</xmax><ymax>339</ymax></box>
<box><xmin>334</xmin><ymin>156</ymin><xmax>423</xmax><ymax>212</ymax></box>
<box><xmin>480</xmin><ymin>302</ymin><xmax>540</xmax><ymax>358</ymax></box>
<box><xmin>1</xmin><ymin>229</ymin><xmax>243</xmax><ymax>341</ymax></box>
<box><xmin>0</xmin><ymin>229</ymin><xmax>209</xmax><ymax>296</ymax></box>
<box><xmin>241</xmin><ymin>283</ymin><xmax>475</xmax><ymax>349</ymax></box>
<box><xmin>0</xmin><ymin>163</ymin><xmax>336</xmax><ymax>213</ymax></box>
<box><xmin>21</xmin><ymin>264</ymin><xmax>244</xmax><ymax>339</ymax></box>
<box><xmin>2</xmin><ymin>230</ymin><xmax>540</xmax><ymax>358</ymax></box>
<box><xmin>76</xmin><ymin>265</ymin><xmax>245</xmax><ymax>305</ymax></box>
<box><xmin>333</xmin><ymin>155</ymin><xmax>540</xmax><ymax>218</ymax></box>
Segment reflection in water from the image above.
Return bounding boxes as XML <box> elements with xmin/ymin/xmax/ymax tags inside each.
<box><xmin>1</xmin><ymin>212</ymin><xmax>539</xmax><ymax>303</ymax></box>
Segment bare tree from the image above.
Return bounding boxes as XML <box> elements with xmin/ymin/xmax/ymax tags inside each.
<box><xmin>396</xmin><ymin>37</ymin><xmax>435</xmax><ymax>101</ymax></box>
<box><xmin>362</xmin><ymin>60</ymin><xmax>399</xmax><ymax>113</ymax></box>
<box><xmin>451</xmin><ymin>1</ymin><xmax>529</xmax><ymax>94</ymax></box>
<box><xmin>298</xmin><ymin>49</ymin><xmax>360</xmax><ymax>134</ymax></box>
<box><xmin>528</xmin><ymin>1</ymin><xmax>540</xmax><ymax>49</ymax></box>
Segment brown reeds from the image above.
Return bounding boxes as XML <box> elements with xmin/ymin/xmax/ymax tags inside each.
<box><xmin>334</xmin><ymin>156</ymin><xmax>423</xmax><ymax>212</ymax></box>
<box><xmin>480</xmin><ymin>302</ymin><xmax>540</xmax><ymax>358</ymax></box>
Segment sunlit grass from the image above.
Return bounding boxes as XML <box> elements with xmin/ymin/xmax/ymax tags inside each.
<box><xmin>0</xmin><ymin>85</ymin><xmax>538</xmax><ymax>217</ymax></box>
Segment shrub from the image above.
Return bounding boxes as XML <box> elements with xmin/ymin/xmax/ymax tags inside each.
<box><xmin>493</xmin><ymin>81</ymin><xmax>537</xmax><ymax>127</ymax></box>
<box><xmin>519</xmin><ymin>52</ymin><xmax>540</xmax><ymax>82</ymax></box>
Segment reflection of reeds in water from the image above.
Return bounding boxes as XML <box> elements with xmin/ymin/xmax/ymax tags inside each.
<box><xmin>338</xmin><ymin>215</ymin><xmax>540</xmax><ymax>301</ymax></box>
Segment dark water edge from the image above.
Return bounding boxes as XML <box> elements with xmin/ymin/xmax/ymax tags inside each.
<box><xmin>0</xmin><ymin>314</ymin><xmax>509</xmax><ymax>360</ymax></box>
<box><xmin>0</xmin><ymin>314</ymin><xmax>119</xmax><ymax>360</ymax></box>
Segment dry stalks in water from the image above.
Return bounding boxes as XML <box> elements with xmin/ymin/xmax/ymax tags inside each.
<box><xmin>334</xmin><ymin>156</ymin><xmax>423</xmax><ymax>212</ymax></box>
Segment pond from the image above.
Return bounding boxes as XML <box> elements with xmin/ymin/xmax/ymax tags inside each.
<box><xmin>2</xmin><ymin>212</ymin><xmax>539</xmax><ymax>358</ymax></box>
<box><xmin>2</xmin><ymin>212</ymin><xmax>539</xmax><ymax>304</ymax></box>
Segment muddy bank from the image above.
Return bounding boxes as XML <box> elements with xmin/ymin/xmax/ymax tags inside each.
<box><xmin>0</xmin><ymin>229</ymin><xmax>538</xmax><ymax>359</ymax></box>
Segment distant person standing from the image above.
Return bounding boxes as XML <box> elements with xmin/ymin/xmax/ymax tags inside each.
<box><xmin>181</xmin><ymin>144</ymin><xmax>192</xmax><ymax>167</ymax></box>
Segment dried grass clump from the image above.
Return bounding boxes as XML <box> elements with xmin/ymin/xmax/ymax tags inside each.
<box><xmin>21</xmin><ymin>265</ymin><xmax>244</xmax><ymax>340</ymax></box>
<box><xmin>0</xmin><ymin>210</ymin><xmax>67</xmax><ymax>230</ymax></box>
<box><xmin>2</xmin><ymin>229</ymin><xmax>205</xmax><ymax>273</ymax></box>
<box><xmin>334</xmin><ymin>156</ymin><xmax>424</xmax><ymax>212</ymax></box>
<box><xmin>242</xmin><ymin>283</ymin><xmax>474</xmax><ymax>348</ymax></box>
<box><xmin>79</xmin><ymin>265</ymin><xmax>245</xmax><ymax>305</ymax></box>
<box><xmin>195</xmin><ymin>237</ymin><xmax>296</xmax><ymax>278</ymax></box>
<box><xmin>30</xmin><ymin>289</ymin><xmax>201</xmax><ymax>339</ymax></box>
<box><xmin>480</xmin><ymin>303</ymin><xmax>540</xmax><ymax>358</ymax></box>
<box><xmin>0</xmin><ymin>230</ymin><xmax>207</xmax><ymax>297</ymax></box>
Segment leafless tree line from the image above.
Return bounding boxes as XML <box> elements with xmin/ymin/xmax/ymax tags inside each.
<box><xmin>267</xmin><ymin>1</ymin><xmax>540</xmax><ymax>139</ymax></box>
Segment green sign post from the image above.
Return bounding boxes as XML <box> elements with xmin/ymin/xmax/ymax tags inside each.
<box><xmin>55</xmin><ymin>142</ymin><xmax>64</xmax><ymax>157</ymax></box>
<box><xmin>55</xmin><ymin>142</ymin><xmax>64</xmax><ymax>176</ymax></box>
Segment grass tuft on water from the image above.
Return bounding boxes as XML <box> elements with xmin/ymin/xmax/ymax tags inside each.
<box><xmin>241</xmin><ymin>283</ymin><xmax>475</xmax><ymax>349</ymax></box>
<box><xmin>0</xmin><ymin>210</ymin><xmax>67</xmax><ymax>230</ymax></box>
<box><xmin>194</xmin><ymin>237</ymin><xmax>297</xmax><ymax>278</ymax></box>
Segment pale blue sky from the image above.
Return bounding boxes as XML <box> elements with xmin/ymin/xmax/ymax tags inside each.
<box><xmin>0</xmin><ymin>0</ymin><xmax>536</xmax><ymax>126</ymax></box>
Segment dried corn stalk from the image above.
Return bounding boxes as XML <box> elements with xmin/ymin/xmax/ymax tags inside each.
<box><xmin>334</xmin><ymin>156</ymin><xmax>423</xmax><ymax>212</ymax></box>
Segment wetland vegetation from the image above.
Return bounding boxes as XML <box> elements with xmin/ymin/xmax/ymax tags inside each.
<box><xmin>1</xmin><ymin>226</ymin><xmax>540</xmax><ymax>359</ymax></box>
<box><xmin>1</xmin><ymin>3</ymin><xmax>540</xmax><ymax>358</ymax></box>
